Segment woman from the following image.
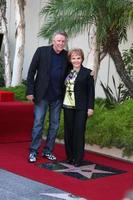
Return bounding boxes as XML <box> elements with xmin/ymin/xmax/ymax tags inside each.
<box><xmin>63</xmin><ymin>48</ymin><xmax>95</xmax><ymax>167</ymax></box>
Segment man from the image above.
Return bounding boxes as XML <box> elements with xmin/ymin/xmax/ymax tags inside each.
<box><xmin>26</xmin><ymin>31</ymin><xmax>68</xmax><ymax>162</ymax></box>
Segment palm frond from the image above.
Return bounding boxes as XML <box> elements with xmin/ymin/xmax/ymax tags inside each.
<box><xmin>39</xmin><ymin>0</ymin><xmax>133</xmax><ymax>44</ymax></box>
<box><xmin>39</xmin><ymin>0</ymin><xmax>96</xmax><ymax>39</ymax></box>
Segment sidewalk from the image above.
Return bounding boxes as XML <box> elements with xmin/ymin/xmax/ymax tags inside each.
<box><xmin>0</xmin><ymin>169</ymin><xmax>86</xmax><ymax>200</ymax></box>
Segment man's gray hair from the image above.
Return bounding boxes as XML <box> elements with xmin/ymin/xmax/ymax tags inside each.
<box><xmin>52</xmin><ymin>31</ymin><xmax>68</xmax><ymax>40</ymax></box>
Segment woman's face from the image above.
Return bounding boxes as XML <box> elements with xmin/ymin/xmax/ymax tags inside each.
<box><xmin>70</xmin><ymin>53</ymin><xmax>83</xmax><ymax>69</ymax></box>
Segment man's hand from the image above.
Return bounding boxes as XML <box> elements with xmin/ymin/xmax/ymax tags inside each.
<box><xmin>26</xmin><ymin>95</ymin><xmax>34</xmax><ymax>102</ymax></box>
<box><xmin>87</xmin><ymin>109</ymin><xmax>94</xmax><ymax>117</ymax></box>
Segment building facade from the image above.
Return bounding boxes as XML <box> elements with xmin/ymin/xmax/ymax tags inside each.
<box><xmin>7</xmin><ymin>0</ymin><xmax>133</xmax><ymax>97</ymax></box>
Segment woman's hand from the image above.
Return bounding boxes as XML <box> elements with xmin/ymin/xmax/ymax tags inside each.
<box><xmin>87</xmin><ymin>109</ymin><xmax>94</xmax><ymax>117</ymax></box>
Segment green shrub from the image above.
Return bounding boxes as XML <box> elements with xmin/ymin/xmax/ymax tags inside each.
<box><xmin>44</xmin><ymin>99</ymin><xmax>133</xmax><ymax>157</ymax></box>
<box><xmin>85</xmin><ymin>100</ymin><xmax>133</xmax><ymax>156</ymax></box>
<box><xmin>39</xmin><ymin>99</ymin><xmax>133</xmax><ymax>157</ymax></box>
<box><xmin>1</xmin><ymin>85</ymin><xmax>132</xmax><ymax>157</ymax></box>
<box><xmin>0</xmin><ymin>84</ymin><xmax>27</xmax><ymax>101</ymax></box>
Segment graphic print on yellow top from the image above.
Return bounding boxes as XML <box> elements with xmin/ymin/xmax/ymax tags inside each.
<box><xmin>63</xmin><ymin>70</ymin><xmax>78</xmax><ymax>108</ymax></box>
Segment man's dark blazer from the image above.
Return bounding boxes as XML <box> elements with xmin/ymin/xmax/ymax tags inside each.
<box><xmin>73</xmin><ymin>66</ymin><xmax>95</xmax><ymax>110</ymax></box>
<box><xmin>26</xmin><ymin>45</ymin><xmax>69</xmax><ymax>103</ymax></box>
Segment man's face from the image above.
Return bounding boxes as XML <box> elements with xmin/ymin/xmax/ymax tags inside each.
<box><xmin>52</xmin><ymin>34</ymin><xmax>66</xmax><ymax>53</ymax></box>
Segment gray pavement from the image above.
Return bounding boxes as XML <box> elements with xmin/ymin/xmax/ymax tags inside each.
<box><xmin>0</xmin><ymin>169</ymin><xmax>87</xmax><ymax>200</ymax></box>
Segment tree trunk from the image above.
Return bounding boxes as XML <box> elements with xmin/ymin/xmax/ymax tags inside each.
<box><xmin>109</xmin><ymin>46</ymin><xmax>133</xmax><ymax>95</ymax></box>
<box><xmin>86</xmin><ymin>24</ymin><xmax>100</xmax><ymax>81</ymax></box>
<box><xmin>11</xmin><ymin>0</ymin><xmax>25</xmax><ymax>87</ymax></box>
<box><xmin>0</xmin><ymin>3</ymin><xmax>11</xmax><ymax>87</ymax></box>
<box><xmin>105</xmin><ymin>29</ymin><xmax>133</xmax><ymax>96</ymax></box>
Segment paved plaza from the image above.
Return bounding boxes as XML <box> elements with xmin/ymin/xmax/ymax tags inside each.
<box><xmin>0</xmin><ymin>169</ymin><xmax>86</xmax><ymax>200</ymax></box>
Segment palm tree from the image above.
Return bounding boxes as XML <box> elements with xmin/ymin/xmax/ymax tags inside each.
<box><xmin>40</xmin><ymin>0</ymin><xmax>133</xmax><ymax>95</ymax></box>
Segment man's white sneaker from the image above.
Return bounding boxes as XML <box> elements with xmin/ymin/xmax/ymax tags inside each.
<box><xmin>29</xmin><ymin>152</ymin><xmax>37</xmax><ymax>163</ymax></box>
<box><xmin>42</xmin><ymin>152</ymin><xmax>56</xmax><ymax>161</ymax></box>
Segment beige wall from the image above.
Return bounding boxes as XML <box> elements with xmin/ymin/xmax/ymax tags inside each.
<box><xmin>7</xmin><ymin>0</ymin><xmax>133</xmax><ymax>98</ymax></box>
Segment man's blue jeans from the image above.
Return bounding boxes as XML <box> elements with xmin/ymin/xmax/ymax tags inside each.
<box><xmin>30</xmin><ymin>99</ymin><xmax>62</xmax><ymax>154</ymax></box>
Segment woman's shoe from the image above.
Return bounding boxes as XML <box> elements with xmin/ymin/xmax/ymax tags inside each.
<box><xmin>74</xmin><ymin>160</ymin><xmax>82</xmax><ymax>167</ymax></box>
<box><xmin>65</xmin><ymin>159</ymin><xmax>73</xmax><ymax>164</ymax></box>
<box><xmin>74</xmin><ymin>163</ymin><xmax>81</xmax><ymax>167</ymax></box>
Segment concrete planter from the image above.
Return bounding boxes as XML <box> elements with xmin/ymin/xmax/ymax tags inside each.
<box><xmin>85</xmin><ymin>144</ymin><xmax>133</xmax><ymax>163</ymax></box>
<box><xmin>55</xmin><ymin>138</ymin><xmax>133</xmax><ymax>163</ymax></box>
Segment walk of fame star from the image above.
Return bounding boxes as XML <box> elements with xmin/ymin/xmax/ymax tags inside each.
<box><xmin>38</xmin><ymin>160</ymin><xmax>126</xmax><ymax>180</ymax></box>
